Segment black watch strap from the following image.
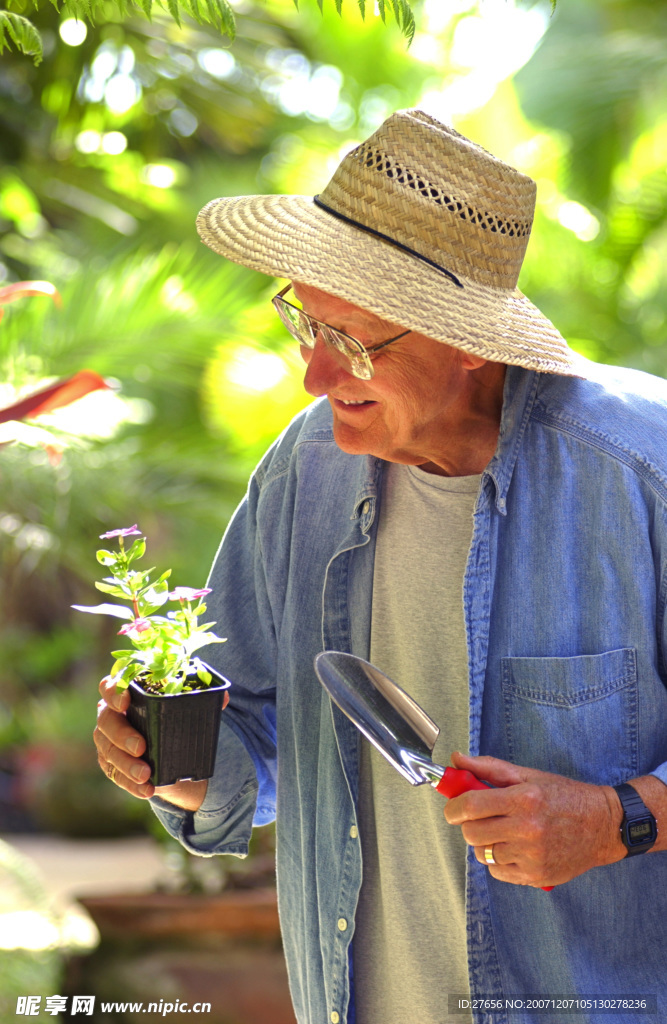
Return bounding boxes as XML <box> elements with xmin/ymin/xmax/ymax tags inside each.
<box><xmin>613</xmin><ymin>783</ymin><xmax>657</xmax><ymax>856</ymax></box>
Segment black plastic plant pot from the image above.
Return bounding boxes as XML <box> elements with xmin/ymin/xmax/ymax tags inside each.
<box><xmin>125</xmin><ymin>661</ymin><xmax>231</xmax><ymax>788</ymax></box>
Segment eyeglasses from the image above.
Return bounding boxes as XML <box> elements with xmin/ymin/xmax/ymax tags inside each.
<box><xmin>271</xmin><ymin>285</ymin><xmax>411</xmax><ymax>380</ymax></box>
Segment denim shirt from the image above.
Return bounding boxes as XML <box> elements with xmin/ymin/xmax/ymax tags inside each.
<box><xmin>153</xmin><ymin>362</ymin><xmax>667</xmax><ymax>1024</ymax></box>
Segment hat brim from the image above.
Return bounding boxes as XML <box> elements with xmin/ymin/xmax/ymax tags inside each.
<box><xmin>197</xmin><ymin>193</ymin><xmax>587</xmax><ymax>377</ymax></box>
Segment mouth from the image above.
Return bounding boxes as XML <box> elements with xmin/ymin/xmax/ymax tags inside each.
<box><xmin>331</xmin><ymin>396</ymin><xmax>377</xmax><ymax>408</ymax></box>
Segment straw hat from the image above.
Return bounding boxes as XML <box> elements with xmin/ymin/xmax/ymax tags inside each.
<box><xmin>197</xmin><ymin>108</ymin><xmax>585</xmax><ymax>376</ymax></box>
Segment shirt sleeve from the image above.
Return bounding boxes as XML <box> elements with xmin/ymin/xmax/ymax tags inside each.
<box><xmin>150</xmin><ymin>718</ymin><xmax>259</xmax><ymax>857</ymax></box>
<box><xmin>149</xmin><ymin>456</ymin><xmax>281</xmax><ymax>855</ymax></box>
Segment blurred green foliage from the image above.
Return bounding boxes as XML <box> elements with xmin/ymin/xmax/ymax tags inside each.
<box><xmin>1</xmin><ymin>0</ymin><xmax>667</xmax><ymax>836</ymax></box>
<box><xmin>0</xmin><ymin>0</ymin><xmax>417</xmax><ymax>66</ymax></box>
<box><xmin>0</xmin><ymin>839</ymin><xmax>64</xmax><ymax>1014</ymax></box>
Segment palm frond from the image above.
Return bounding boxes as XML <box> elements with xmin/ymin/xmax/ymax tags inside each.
<box><xmin>4</xmin><ymin>0</ymin><xmax>416</xmax><ymax>59</ymax></box>
<box><xmin>184</xmin><ymin>0</ymin><xmax>201</xmax><ymax>24</ymax></box>
<box><xmin>288</xmin><ymin>0</ymin><xmax>414</xmax><ymax>41</ymax></box>
<box><xmin>374</xmin><ymin>0</ymin><xmax>415</xmax><ymax>45</ymax></box>
<box><xmin>159</xmin><ymin>0</ymin><xmax>181</xmax><ymax>28</ymax></box>
<box><xmin>202</xmin><ymin>0</ymin><xmax>235</xmax><ymax>36</ymax></box>
<box><xmin>0</xmin><ymin>10</ymin><xmax>42</xmax><ymax>64</ymax></box>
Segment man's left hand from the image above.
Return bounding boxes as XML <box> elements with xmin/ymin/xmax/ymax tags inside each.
<box><xmin>444</xmin><ymin>751</ymin><xmax>627</xmax><ymax>888</ymax></box>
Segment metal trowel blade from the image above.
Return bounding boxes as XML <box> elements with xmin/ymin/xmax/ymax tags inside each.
<box><xmin>314</xmin><ymin>651</ymin><xmax>444</xmax><ymax>786</ymax></box>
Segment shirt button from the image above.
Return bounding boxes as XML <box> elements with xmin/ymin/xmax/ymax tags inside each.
<box><xmin>361</xmin><ymin>500</ymin><xmax>370</xmax><ymax>514</ymax></box>
<box><xmin>331</xmin><ymin>1013</ymin><xmax>340</xmax><ymax>1024</ymax></box>
<box><xmin>337</xmin><ymin>918</ymin><xmax>348</xmax><ymax>931</ymax></box>
<box><xmin>349</xmin><ymin>825</ymin><xmax>358</xmax><ymax>839</ymax></box>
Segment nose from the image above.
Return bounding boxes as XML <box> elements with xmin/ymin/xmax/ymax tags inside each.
<box><xmin>302</xmin><ymin>335</ymin><xmax>352</xmax><ymax>397</ymax></box>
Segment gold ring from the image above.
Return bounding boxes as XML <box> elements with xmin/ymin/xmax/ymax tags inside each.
<box><xmin>484</xmin><ymin>844</ymin><xmax>497</xmax><ymax>866</ymax></box>
<box><xmin>106</xmin><ymin>763</ymin><xmax>117</xmax><ymax>783</ymax></box>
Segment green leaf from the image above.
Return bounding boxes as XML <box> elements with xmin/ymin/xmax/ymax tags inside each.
<box><xmin>372</xmin><ymin>0</ymin><xmax>414</xmax><ymax>44</ymax></box>
<box><xmin>196</xmin><ymin>667</ymin><xmax>212</xmax><ymax>685</ymax></box>
<box><xmin>96</xmin><ymin>549</ymin><xmax>119</xmax><ymax>566</ymax></box>
<box><xmin>95</xmin><ymin>581</ymin><xmax>129</xmax><ymax>598</ymax></box>
<box><xmin>72</xmin><ymin>601</ymin><xmax>134</xmax><ymax>619</ymax></box>
<box><xmin>111</xmin><ymin>656</ymin><xmax>133</xmax><ymax>676</ymax></box>
<box><xmin>137</xmin><ymin>581</ymin><xmax>169</xmax><ymax>615</ymax></box>
<box><xmin>112</xmin><ymin>663</ymin><xmax>139</xmax><ymax>690</ymax></box>
<box><xmin>0</xmin><ymin>10</ymin><xmax>42</xmax><ymax>64</ymax></box>
<box><xmin>162</xmin><ymin>0</ymin><xmax>181</xmax><ymax>29</ymax></box>
<box><xmin>126</xmin><ymin>537</ymin><xmax>147</xmax><ymax>564</ymax></box>
<box><xmin>203</xmin><ymin>0</ymin><xmax>235</xmax><ymax>37</ymax></box>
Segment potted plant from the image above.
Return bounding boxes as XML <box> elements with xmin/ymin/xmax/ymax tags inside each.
<box><xmin>73</xmin><ymin>525</ymin><xmax>230</xmax><ymax>787</ymax></box>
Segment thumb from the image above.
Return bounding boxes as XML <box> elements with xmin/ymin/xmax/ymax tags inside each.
<box><xmin>451</xmin><ymin>750</ymin><xmax>530</xmax><ymax>788</ymax></box>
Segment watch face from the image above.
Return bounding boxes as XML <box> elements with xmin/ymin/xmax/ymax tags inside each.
<box><xmin>628</xmin><ymin>819</ymin><xmax>654</xmax><ymax>844</ymax></box>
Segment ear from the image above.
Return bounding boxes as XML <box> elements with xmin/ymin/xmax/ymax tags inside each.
<box><xmin>458</xmin><ymin>350</ymin><xmax>487</xmax><ymax>371</ymax></box>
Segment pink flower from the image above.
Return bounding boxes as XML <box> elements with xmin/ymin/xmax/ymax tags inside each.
<box><xmin>118</xmin><ymin>617</ymin><xmax>152</xmax><ymax>637</ymax></box>
<box><xmin>100</xmin><ymin>525</ymin><xmax>142</xmax><ymax>540</ymax></box>
<box><xmin>169</xmin><ymin>587</ymin><xmax>212</xmax><ymax>602</ymax></box>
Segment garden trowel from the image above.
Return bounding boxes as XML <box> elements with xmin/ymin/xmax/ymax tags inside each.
<box><xmin>314</xmin><ymin>650</ymin><xmax>486</xmax><ymax>799</ymax></box>
<box><xmin>314</xmin><ymin>650</ymin><xmax>554</xmax><ymax>891</ymax></box>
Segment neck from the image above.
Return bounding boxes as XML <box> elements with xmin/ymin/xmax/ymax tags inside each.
<box><xmin>417</xmin><ymin>362</ymin><xmax>506</xmax><ymax>477</ymax></box>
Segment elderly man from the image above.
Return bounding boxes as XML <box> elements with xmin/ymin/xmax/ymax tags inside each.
<box><xmin>95</xmin><ymin>111</ymin><xmax>667</xmax><ymax>1024</ymax></box>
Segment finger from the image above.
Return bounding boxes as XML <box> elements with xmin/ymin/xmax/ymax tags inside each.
<box><xmin>96</xmin><ymin>702</ymin><xmax>146</xmax><ymax>758</ymax></box>
<box><xmin>460</xmin><ymin>816</ymin><xmax>516</xmax><ymax>848</ymax></box>
<box><xmin>444</xmin><ymin>784</ymin><xmax>521</xmax><ymax>825</ymax></box>
<box><xmin>98</xmin><ymin>675</ymin><xmax>130</xmax><ymax>712</ymax></box>
<box><xmin>104</xmin><ymin>758</ymin><xmax>155</xmax><ymax>799</ymax></box>
<box><xmin>473</xmin><ymin>842</ymin><xmax>510</xmax><ymax>867</ymax></box>
<box><xmin>98</xmin><ymin>736</ymin><xmax>155</xmax><ymax>799</ymax></box>
<box><xmin>451</xmin><ymin>750</ymin><xmax>529</xmax><ymax>787</ymax></box>
<box><xmin>474</xmin><ymin>845</ymin><xmax>548</xmax><ymax>887</ymax></box>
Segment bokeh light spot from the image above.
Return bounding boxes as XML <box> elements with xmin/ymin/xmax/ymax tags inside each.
<box><xmin>59</xmin><ymin>19</ymin><xmax>87</xmax><ymax>46</ymax></box>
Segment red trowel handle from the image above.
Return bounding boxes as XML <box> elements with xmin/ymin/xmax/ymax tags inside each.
<box><xmin>435</xmin><ymin>767</ymin><xmax>554</xmax><ymax>892</ymax></box>
<box><xmin>436</xmin><ymin>767</ymin><xmax>489</xmax><ymax>799</ymax></box>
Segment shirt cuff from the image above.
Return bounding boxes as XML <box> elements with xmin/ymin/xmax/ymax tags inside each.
<box><xmin>649</xmin><ymin>763</ymin><xmax>667</xmax><ymax>789</ymax></box>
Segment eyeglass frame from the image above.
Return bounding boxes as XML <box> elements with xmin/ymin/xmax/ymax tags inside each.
<box><xmin>271</xmin><ymin>284</ymin><xmax>411</xmax><ymax>380</ymax></box>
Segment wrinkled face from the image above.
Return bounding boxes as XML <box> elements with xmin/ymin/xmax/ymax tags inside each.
<box><xmin>293</xmin><ymin>282</ymin><xmax>486</xmax><ymax>471</ymax></box>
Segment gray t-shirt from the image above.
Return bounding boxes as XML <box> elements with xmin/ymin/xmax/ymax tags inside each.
<box><xmin>354</xmin><ymin>462</ymin><xmax>481</xmax><ymax>1024</ymax></box>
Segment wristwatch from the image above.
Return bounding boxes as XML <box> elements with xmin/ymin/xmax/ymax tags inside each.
<box><xmin>613</xmin><ymin>783</ymin><xmax>658</xmax><ymax>856</ymax></box>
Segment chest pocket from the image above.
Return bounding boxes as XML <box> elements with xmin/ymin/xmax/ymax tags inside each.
<box><xmin>500</xmin><ymin>647</ymin><xmax>638</xmax><ymax>786</ymax></box>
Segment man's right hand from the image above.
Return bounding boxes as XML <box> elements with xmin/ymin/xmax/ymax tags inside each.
<box><xmin>94</xmin><ymin>677</ymin><xmax>212</xmax><ymax>811</ymax></box>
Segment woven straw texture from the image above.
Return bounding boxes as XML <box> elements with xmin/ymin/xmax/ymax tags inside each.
<box><xmin>197</xmin><ymin>109</ymin><xmax>587</xmax><ymax>376</ymax></box>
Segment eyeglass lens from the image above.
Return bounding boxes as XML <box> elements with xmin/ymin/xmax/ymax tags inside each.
<box><xmin>274</xmin><ymin>299</ymin><xmax>373</xmax><ymax>380</ymax></box>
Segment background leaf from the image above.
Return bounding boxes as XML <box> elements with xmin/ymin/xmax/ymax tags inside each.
<box><xmin>0</xmin><ymin>10</ymin><xmax>43</xmax><ymax>64</ymax></box>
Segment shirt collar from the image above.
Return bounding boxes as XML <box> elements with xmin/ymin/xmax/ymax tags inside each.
<box><xmin>483</xmin><ymin>365</ymin><xmax>540</xmax><ymax>515</ymax></box>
